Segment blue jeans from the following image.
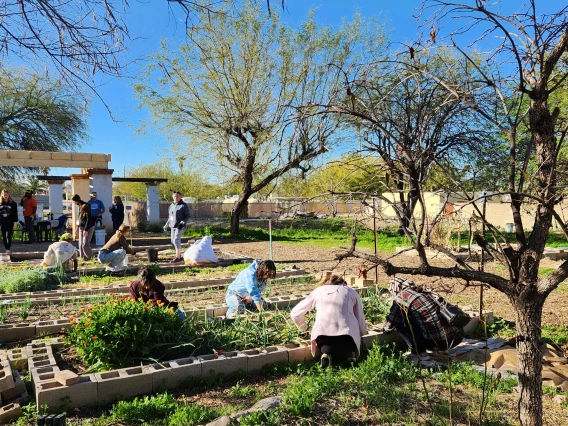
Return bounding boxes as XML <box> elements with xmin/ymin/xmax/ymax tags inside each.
<box><xmin>170</xmin><ymin>227</ymin><xmax>183</xmax><ymax>250</ymax></box>
<box><xmin>98</xmin><ymin>249</ymin><xmax>127</xmax><ymax>268</ymax></box>
<box><xmin>225</xmin><ymin>292</ymin><xmax>267</xmax><ymax>318</ymax></box>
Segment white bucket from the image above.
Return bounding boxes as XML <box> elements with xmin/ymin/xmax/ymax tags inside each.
<box><xmin>504</xmin><ymin>223</ymin><xmax>514</xmax><ymax>233</ymax></box>
<box><xmin>95</xmin><ymin>229</ymin><xmax>106</xmax><ymax>247</ymax></box>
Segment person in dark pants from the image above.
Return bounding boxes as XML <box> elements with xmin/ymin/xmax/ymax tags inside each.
<box><xmin>0</xmin><ymin>189</ymin><xmax>18</xmax><ymax>253</ymax></box>
<box><xmin>109</xmin><ymin>196</ymin><xmax>125</xmax><ymax>233</ymax></box>
<box><xmin>291</xmin><ymin>274</ymin><xmax>368</xmax><ymax>368</ymax></box>
<box><xmin>20</xmin><ymin>190</ymin><xmax>37</xmax><ymax>244</ymax></box>
<box><xmin>382</xmin><ymin>276</ymin><xmax>464</xmax><ymax>363</ymax></box>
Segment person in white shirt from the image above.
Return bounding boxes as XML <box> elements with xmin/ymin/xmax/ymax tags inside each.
<box><xmin>41</xmin><ymin>233</ymin><xmax>78</xmax><ymax>272</ymax></box>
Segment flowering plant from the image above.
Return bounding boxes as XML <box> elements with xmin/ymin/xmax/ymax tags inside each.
<box><xmin>66</xmin><ymin>294</ymin><xmax>197</xmax><ymax>370</ymax></box>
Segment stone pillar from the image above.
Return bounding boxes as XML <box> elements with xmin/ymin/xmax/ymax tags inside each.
<box><xmin>47</xmin><ymin>180</ymin><xmax>65</xmax><ymax>217</ymax></box>
<box><xmin>70</xmin><ymin>174</ymin><xmax>90</xmax><ymax>238</ymax></box>
<box><xmin>86</xmin><ymin>169</ymin><xmax>114</xmax><ymax>235</ymax></box>
<box><xmin>146</xmin><ymin>183</ymin><xmax>160</xmax><ymax>223</ymax></box>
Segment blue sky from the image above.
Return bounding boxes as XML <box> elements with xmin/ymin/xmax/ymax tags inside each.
<box><xmin>52</xmin><ymin>1</ymin><xmax>425</xmax><ymax>176</ymax></box>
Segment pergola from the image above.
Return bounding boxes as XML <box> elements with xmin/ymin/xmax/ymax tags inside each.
<box><xmin>0</xmin><ymin>150</ymin><xmax>167</xmax><ymax>235</ymax></box>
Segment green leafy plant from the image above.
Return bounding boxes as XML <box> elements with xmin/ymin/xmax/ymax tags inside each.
<box><xmin>110</xmin><ymin>393</ymin><xmax>177</xmax><ymax>425</ymax></box>
<box><xmin>227</xmin><ymin>381</ymin><xmax>259</xmax><ymax>398</ymax></box>
<box><xmin>66</xmin><ymin>295</ymin><xmax>199</xmax><ymax>369</ymax></box>
<box><xmin>167</xmin><ymin>403</ymin><xmax>221</xmax><ymax>426</ymax></box>
<box><xmin>146</xmin><ymin>222</ymin><xmax>166</xmax><ymax>233</ymax></box>
<box><xmin>18</xmin><ymin>298</ymin><xmax>32</xmax><ymax>321</ymax></box>
<box><xmin>0</xmin><ymin>268</ymin><xmax>60</xmax><ymax>293</ymax></box>
<box><xmin>0</xmin><ymin>304</ymin><xmax>9</xmax><ymax>323</ymax></box>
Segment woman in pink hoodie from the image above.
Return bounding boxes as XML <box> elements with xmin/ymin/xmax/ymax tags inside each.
<box><xmin>291</xmin><ymin>274</ymin><xmax>368</xmax><ymax>368</ymax></box>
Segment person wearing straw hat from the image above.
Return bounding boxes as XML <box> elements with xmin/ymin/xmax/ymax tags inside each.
<box><xmin>40</xmin><ymin>233</ymin><xmax>78</xmax><ymax>272</ymax></box>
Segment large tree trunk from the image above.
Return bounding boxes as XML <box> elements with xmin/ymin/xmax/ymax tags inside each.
<box><xmin>230</xmin><ymin>197</ymin><xmax>249</xmax><ymax>235</ymax></box>
<box><xmin>512</xmin><ymin>293</ymin><xmax>545</xmax><ymax>426</ymax></box>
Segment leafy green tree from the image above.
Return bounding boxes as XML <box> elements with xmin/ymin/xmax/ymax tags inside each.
<box><xmin>113</xmin><ymin>163</ymin><xmax>232</xmax><ymax>201</ymax></box>
<box><xmin>135</xmin><ymin>1</ymin><xmax>384</xmax><ymax>233</ymax></box>
<box><xmin>0</xmin><ymin>68</ymin><xmax>87</xmax><ymax>180</ymax></box>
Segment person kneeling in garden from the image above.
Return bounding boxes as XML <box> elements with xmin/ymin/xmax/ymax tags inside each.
<box><xmin>40</xmin><ymin>233</ymin><xmax>78</xmax><ymax>272</ymax></box>
<box><xmin>97</xmin><ymin>224</ymin><xmax>135</xmax><ymax>272</ymax></box>
<box><xmin>225</xmin><ymin>259</ymin><xmax>276</xmax><ymax>319</ymax></box>
<box><xmin>130</xmin><ymin>266</ymin><xmax>184</xmax><ymax>316</ymax></box>
<box><xmin>290</xmin><ymin>274</ymin><xmax>367</xmax><ymax>368</ymax></box>
<box><xmin>382</xmin><ymin>276</ymin><xmax>464</xmax><ymax>363</ymax></box>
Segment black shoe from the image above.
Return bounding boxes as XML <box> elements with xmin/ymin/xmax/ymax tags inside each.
<box><xmin>346</xmin><ymin>352</ymin><xmax>357</xmax><ymax>363</ymax></box>
<box><xmin>320</xmin><ymin>353</ymin><xmax>332</xmax><ymax>368</ymax></box>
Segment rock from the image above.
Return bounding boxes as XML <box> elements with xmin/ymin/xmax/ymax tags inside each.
<box><xmin>206</xmin><ymin>415</ymin><xmax>232</xmax><ymax>426</ymax></box>
<box><xmin>552</xmin><ymin>395</ymin><xmax>567</xmax><ymax>405</ymax></box>
<box><xmin>249</xmin><ymin>396</ymin><xmax>283</xmax><ymax>412</ymax></box>
<box><xmin>231</xmin><ymin>396</ymin><xmax>283</xmax><ymax>421</ymax></box>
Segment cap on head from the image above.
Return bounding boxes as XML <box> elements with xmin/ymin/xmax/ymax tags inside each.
<box><xmin>60</xmin><ymin>233</ymin><xmax>74</xmax><ymax>241</ymax></box>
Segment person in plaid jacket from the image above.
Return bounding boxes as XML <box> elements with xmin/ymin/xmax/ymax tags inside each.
<box><xmin>383</xmin><ymin>276</ymin><xmax>463</xmax><ymax>359</ymax></box>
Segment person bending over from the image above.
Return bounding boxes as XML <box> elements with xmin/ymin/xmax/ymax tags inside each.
<box><xmin>130</xmin><ymin>266</ymin><xmax>179</xmax><ymax>311</ymax></box>
<box><xmin>98</xmin><ymin>224</ymin><xmax>135</xmax><ymax>272</ymax></box>
<box><xmin>382</xmin><ymin>276</ymin><xmax>464</xmax><ymax>362</ymax></box>
<box><xmin>41</xmin><ymin>233</ymin><xmax>78</xmax><ymax>272</ymax></box>
<box><xmin>225</xmin><ymin>259</ymin><xmax>276</xmax><ymax>319</ymax></box>
<box><xmin>291</xmin><ymin>274</ymin><xmax>367</xmax><ymax>368</ymax></box>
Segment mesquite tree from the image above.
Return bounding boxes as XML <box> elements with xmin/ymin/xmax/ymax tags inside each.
<box><xmin>332</xmin><ymin>2</ymin><xmax>568</xmax><ymax>425</ymax></box>
<box><xmin>135</xmin><ymin>1</ymin><xmax>384</xmax><ymax>234</ymax></box>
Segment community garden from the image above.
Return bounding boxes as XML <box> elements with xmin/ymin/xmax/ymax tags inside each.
<box><xmin>0</xmin><ymin>219</ymin><xmax>565</xmax><ymax>425</ymax></box>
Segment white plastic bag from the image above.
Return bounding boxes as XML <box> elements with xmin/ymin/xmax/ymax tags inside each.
<box><xmin>183</xmin><ymin>236</ymin><xmax>218</xmax><ymax>265</ymax></box>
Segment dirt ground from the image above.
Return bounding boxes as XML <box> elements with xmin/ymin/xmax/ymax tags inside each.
<box><xmin>217</xmin><ymin>240</ymin><xmax>568</xmax><ymax>329</ymax></box>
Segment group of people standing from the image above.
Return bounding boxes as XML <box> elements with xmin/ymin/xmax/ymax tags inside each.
<box><xmin>0</xmin><ymin>189</ymin><xmax>37</xmax><ymax>252</ymax></box>
<box><xmin>71</xmin><ymin>192</ymin><xmax>125</xmax><ymax>261</ymax></box>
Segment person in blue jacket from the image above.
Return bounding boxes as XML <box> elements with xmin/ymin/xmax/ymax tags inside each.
<box><xmin>225</xmin><ymin>259</ymin><xmax>277</xmax><ymax>318</ymax></box>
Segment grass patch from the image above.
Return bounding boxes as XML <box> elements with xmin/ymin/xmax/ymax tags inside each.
<box><xmin>184</xmin><ymin>219</ymin><xmax>409</xmax><ymax>252</ymax></box>
<box><xmin>542</xmin><ymin>325</ymin><xmax>568</xmax><ymax>349</ymax></box>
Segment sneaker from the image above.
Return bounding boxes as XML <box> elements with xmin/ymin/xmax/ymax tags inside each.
<box><xmin>169</xmin><ymin>257</ymin><xmax>182</xmax><ymax>264</ymax></box>
<box><xmin>320</xmin><ymin>353</ymin><xmax>332</xmax><ymax>368</ymax></box>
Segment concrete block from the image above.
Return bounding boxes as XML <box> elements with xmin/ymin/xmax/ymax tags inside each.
<box><xmin>30</xmin><ymin>337</ymin><xmax>65</xmax><ymax>348</ymax></box>
<box><xmin>5</xmin><ymin>389</ymin><xmax>30</xmax><ymax>406</ymax></box>
<box><xmin>245</xmin><ymin>346</ymin><xmax>288</xmax><ymax>372</ymax></box>
<box><xmin>28</xmin><ymin>354</ymin><xmax>57</xmax><ymax>371</ymax></box>
<box><xmin>198</xmin><ymin>351</ymin><xmax>248</xmax><ymax>378</ymax></box>
<box><xmin>214</xmin><ymin>305</ymin><xmax>228</xmax><ymax>317</ymax></box>
<box><xmin>1</xmin><ymin>371</ymin><xmax>26</xmax><ymax>401</ymax></box>
<box><xmin>0</xmin><ymin>403</ymin><xmax>21</xmax><ymax>423</ymax></box>
<box><xmin>95</xmin><ymin>366</ymin><xmax>153</xmax><ymax>406</ymax></box>
<box><xmin>0</xmin><ymin>360</ymin><xmax>15</xmax><ymax>392</ymax></box>
<box><xmin>36</xmin><ymin>320</ymin><xmax>71</xmax><ymax>336</ymax></box>
<box><xmin>353</xmin><ymin>278</ymin><xmax>375</xmax><ymax>288</ymax></box>
<box><xmin>26</xmin><ymin>344</ymin><xmax>53</xmax><ymax>358</ymax></box>
<box><xmin>36</xmin><ymin>374</ymin><xmax>98</xmax><ymax>412</ymax></box>
<box><xmin>31</xmin><ymin>366</ymin><xmax>61</xmax><ymax>388</ymax></box>
<box><xmin>280</xmin><ymin>343</ymin><xmax>313</xmax><ymax>363</ymax></box>
<box><xmin>344</xmin><ymin>275</ymin><xmax>357</xmax><ymax>286</ymax></box>
<box><xmin>6</xmin><ymin>348</ymin><xmax>28</xmax><ymax>370</ymax></box>
<box><xmin>150</xmin><ymin>357</ymin><xmax>201</xmax><ymax>392</ymax></box>
<box><xmin>361</xmin><ymin>330</ymin><xmax>381</xmax><ymax>349</ymax></box>
<box><xmin>0</xmin><ymin>324</ymin><xmax>36</xmax><ymax>343</ymax></box>
<box><xmin>54</xmin><ymin>370</ymin><xmax>80</xmax><ymax>387</ymax></box>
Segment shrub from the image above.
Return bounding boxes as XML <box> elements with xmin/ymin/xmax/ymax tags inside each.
<box><xmin>146</xmin><ymin>221</ymin><xmax>165</xmax><ymax>233</ymax></box>
<box><xmin>0</xmin><ymin>268</ymin><xmax>60</xmax><ymax>293</ymax></box>
<box><xmin>66</xmin><ymin>295</ymin><xmax>199</xmax><ymax>369</ymax></box>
